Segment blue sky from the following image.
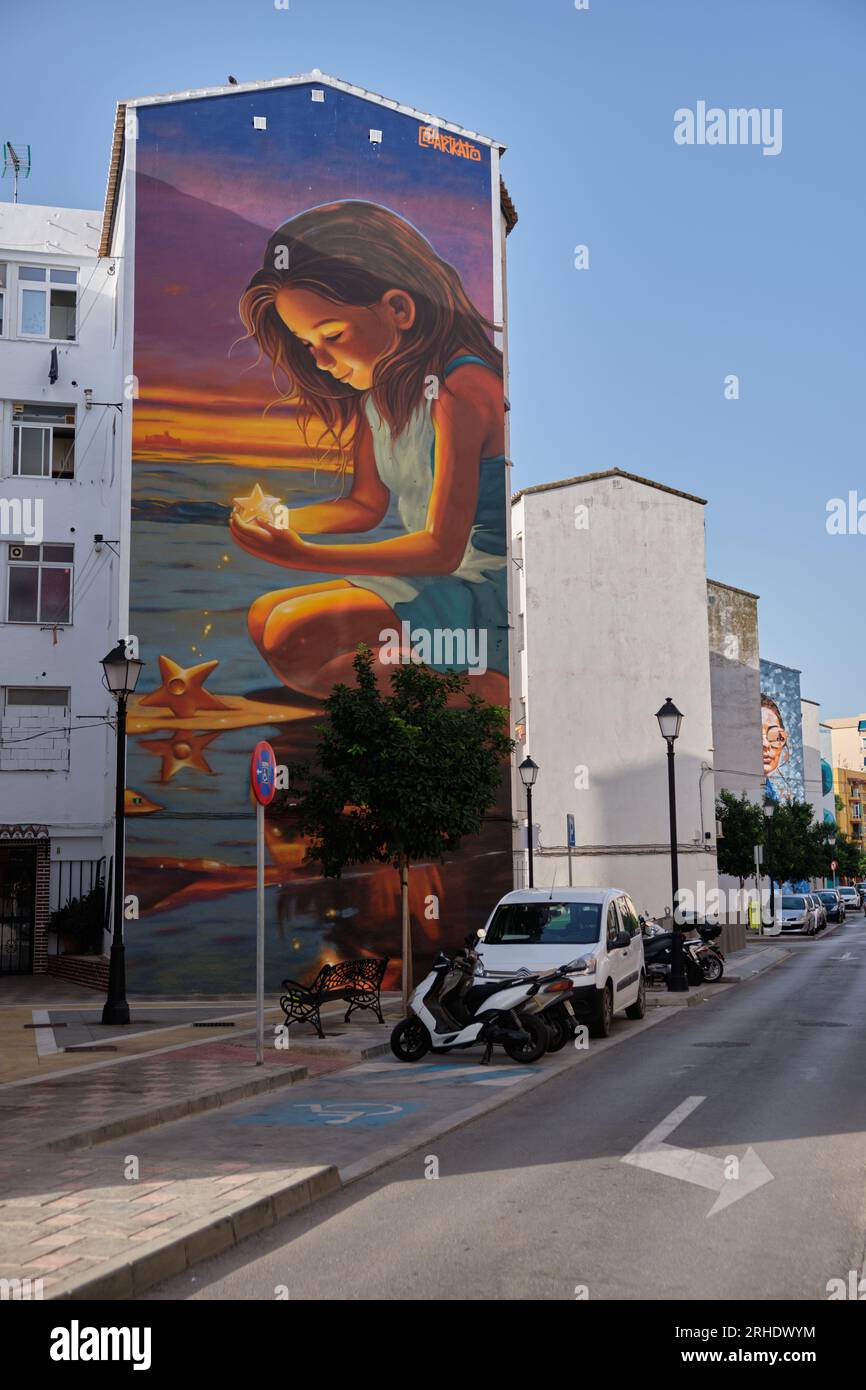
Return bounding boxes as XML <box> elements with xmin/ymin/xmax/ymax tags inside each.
<box><xmin>4</xmin><ymin>0</ymin><xmax>864</xmax><ymax>715</ymax></box>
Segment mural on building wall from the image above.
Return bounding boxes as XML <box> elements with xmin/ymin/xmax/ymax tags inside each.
<box><xmin>124</xmin><ymin>83</ymin><xmax>511</xmax><ymax>992</ymax></box>
<box><xmin>759</xmin><ymin>660</ymin><xmax>805</xmax><ymax>804</ymax></box>
<box><xmin>820</xmin><ymin>723</ymin><xmax>837</xmax><ymax>825</ymax></box>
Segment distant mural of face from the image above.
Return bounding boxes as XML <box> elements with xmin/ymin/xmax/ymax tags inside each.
<box><xmin>274</xmin><ymin>286</ymin><xmax>416</xmax><ymax>391</ymax></box>
<box><xmin>762</xmin><ymin>703</ymin><xmax>788</xmax><ymax>776</ymax></box>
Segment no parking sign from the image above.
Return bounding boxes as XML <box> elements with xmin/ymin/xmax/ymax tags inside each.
<box><xmin>250</xmin><ymin>739</ymin><xmax>276</xmax><ymax>1066</ymax></box>
<box><xmin>250</xmin><ymin>740</ymin><xmax>277</xmax><ymax>805</ymax></box>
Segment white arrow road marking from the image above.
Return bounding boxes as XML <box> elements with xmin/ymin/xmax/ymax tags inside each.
<box><xmin>830</xmin><ymin>952</ymin><xmax>856</xmax><ymax>961</ymax></box>
<box><xmin>622</xmin><ymin>1096</ymin><xmax>774</xmax><ymax>1217</ymax></box>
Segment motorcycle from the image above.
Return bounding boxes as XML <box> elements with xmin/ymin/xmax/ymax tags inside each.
<box><xmin>390</xmin><ymin>943</ymin><xmax>551</xmax><ymax>1065</ymax></box>
<box><xmin>642</xmin><ymin>928</ymin><xmax>707</xmax><ymax>987</ymax></box>
<box><xmin>692</xmin><ymin>922</ymin><xmax>725</xmax><ymax>982</ymax></box>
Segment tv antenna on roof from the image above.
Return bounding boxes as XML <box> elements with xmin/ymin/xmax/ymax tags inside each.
<box><xmin>3</xmin><ymin>142</ymin><xmax>31</xmax><ymax>203</ymax></box>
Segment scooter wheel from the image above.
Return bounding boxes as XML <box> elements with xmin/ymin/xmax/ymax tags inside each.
<box><xmin>502</xmin><ymin>1014</ymin><xmax>548</xmax><ymax>1064</ymax></box>
<box><xmin>390</xmin><ymin>1017</ymin><xmax>431</xmax><ymax>1062</ymax></box>
<box><xmin>544</xmin><ymin>1014</ymin><xmax>571</xmax><ymax>1053</ymax></box>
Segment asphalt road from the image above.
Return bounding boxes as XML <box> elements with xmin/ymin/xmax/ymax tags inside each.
<box><xmin>147</xmin><ymin>921</ymin><xmax>866</xmax><ymax>1301</ymax></box>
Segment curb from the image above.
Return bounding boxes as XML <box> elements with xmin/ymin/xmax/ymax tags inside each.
<box><xmin>41</xmin><ymin>1063</ymin><xmax>310</xmax><ymax>1154</ymax></box>
<box><xmin>47</xmin><ymin>1165</ymin><xmax>342</xmax><ymax>1301</ymax></box>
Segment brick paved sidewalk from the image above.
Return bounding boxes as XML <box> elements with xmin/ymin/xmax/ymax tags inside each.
<box><xmin>0</xmin><ymin>1007</ymin><xmax>398</xmax><ymax>1297</ymax></box>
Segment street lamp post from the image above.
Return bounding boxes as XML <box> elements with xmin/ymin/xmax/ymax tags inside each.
<box><xmin>828</xmin><ymin>833</ymin><xmax>837</xmax><ymax>890</ymax></box>
<box><xmin>655</xmin><ymin>698</ymin><xmax>687</xmax><ymax>992</ymax></box>
<box><xmin>518</xmin><ymin>757</ymin><xmax>539</xmax><ymax>888</ymax></box>
<box><xmin>101</xmin><ymin>641</ymin><xmax>144</xmax><ymax>1025</ymax></box>
<box><xmin>762</xmin><ymin>799</ymin><xmax>776</xmax><ymax>930</ymax></box>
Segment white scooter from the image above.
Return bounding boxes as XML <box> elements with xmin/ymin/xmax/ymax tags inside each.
<box><xmin>390</xmin><ymin>943</ymin><xmax>548</xmax><ymax>1065</ymax></box>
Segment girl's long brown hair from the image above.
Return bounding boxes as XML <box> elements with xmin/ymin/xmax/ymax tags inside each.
<box><xmin>238</xmin><ymin>200</ymin><xmax>502</xmax><ymax>464</ymax></box>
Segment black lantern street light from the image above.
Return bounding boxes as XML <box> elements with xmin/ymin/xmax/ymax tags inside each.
<box><xmin>762</xmin><ymin>799</ymin><xmax>776</xmax><ymax>929</ymax></box>
<box><xmin>100</xmin><ymin>641</ymin><xmax>144</xmax><ymax>1025</ymax></box>
<box><xmin>518</xmin><ymin>756</ymin><xmax>539</xmax><ymax>888</ymax></box>
<box><xmin>655</xmin><ymin>698</ymin><xmax>687</xmax><ymax>992</ymax></box>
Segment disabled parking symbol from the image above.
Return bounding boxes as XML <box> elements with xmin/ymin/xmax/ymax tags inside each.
<box><xmin>234</xmin><ymin>1100</ymin><xmax>421</xmax><ymax>1127</ymax></box>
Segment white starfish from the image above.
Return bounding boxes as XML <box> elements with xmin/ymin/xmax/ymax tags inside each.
<box><xmin>232</xmin><ymin>482</ymin><xmax>281</xmax><ymax>523</ymax></box>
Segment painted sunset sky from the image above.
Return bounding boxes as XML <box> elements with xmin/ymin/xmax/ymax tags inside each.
<box><xmin>133</xmin><ymin>82</ymin><xmax>496</xmax><ymax>471</ymax></box>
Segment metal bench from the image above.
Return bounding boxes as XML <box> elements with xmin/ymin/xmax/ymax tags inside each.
<box><xmin>279</xmin><ymin>957</ymin><xmax>389</xmax><ymax>1039</ymax></box>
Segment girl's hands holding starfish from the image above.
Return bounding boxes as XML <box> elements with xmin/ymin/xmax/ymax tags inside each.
<box><xmin>229</xmin><ymin>511</ymin><xmax>310</xmax><ymax>566</ymax></box>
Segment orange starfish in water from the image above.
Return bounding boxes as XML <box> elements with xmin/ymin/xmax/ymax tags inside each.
<box><xmin>138</xmin><ymin>729</ymin><xmax>221</xmax><ymax>782</ymax></box>
<box><xmin>138</xmin><ymin>656</ymin><xmax>231</xmax><ymax>720</ymax></box>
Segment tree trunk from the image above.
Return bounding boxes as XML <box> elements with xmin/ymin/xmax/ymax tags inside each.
<box><xmin>400</xmin><ymin>855</ymin><xmax>413</xmax><ymax>1015</ymax></box>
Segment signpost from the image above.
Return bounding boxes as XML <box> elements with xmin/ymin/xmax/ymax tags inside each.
<box><xmin>752</xmin><ymin>844</ymin><xmax>764</xmax><ymax>932</ymax></box>
<box><xmin>566</xmin><ymin>813</ymin><xmax>576</xmax><ymax>886</ymax></box>
<box><xmin>250</xmin><ymin>740</ymin><xmax>276</xmax><ymax>1066</ymax></box>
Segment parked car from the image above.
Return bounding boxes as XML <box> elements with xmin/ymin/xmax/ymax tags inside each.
<box><xmin>838</xmin><ymin>886</ymin><xmax>862</xmax><ymax>915</ymax></box>
<box><xmin>475</xmin><ymin>888</ymin><xmax>646</xmax><ymax>1037</ymax></box>
<box><xmin>805</xmin><ymin>893</ymin><xmax>827</xmax><ymax>931</ymax></box>
<box><xmin>815</xmin><ymin>888</ymin><xmax>845</xmax><ymax>923</ymax></box>
<box><xmin>779</xmin><ymin>893</ymin><xmax>815</xmax><ymax>934</ymax></box>
<box><xmin>856</xmin><ymin>883</ymin><xmax>866</xmax><ymax>908</ymax></box>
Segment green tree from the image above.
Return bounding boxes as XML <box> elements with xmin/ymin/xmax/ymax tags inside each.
<box><xmin>289</xmin><ymin>645</ymin><xmax>513</xmax><ymax>1010</ymax></box>
<box><xmin>807</xmin><ymin>819</ymin><xmax>839</xmax><ymax>881</ymax></box>
<box><xmin>715</xmin><ymin>791</ymin><xmax>765</xmax><ymax>885</ymax></box>
<box><xmin>836</xmin><ymin>832</ymin><xmax>866</xmax><ymax>882</ymax></box>
<box><xmin>764</xmin><ymin>800</ymin><xmax>819</xmax><ymax>886</ymax></box>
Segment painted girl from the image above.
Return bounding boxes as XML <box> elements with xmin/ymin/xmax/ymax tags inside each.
<box><xmin>231</xmin><ymin>200</ymin><xmax>508</xmax><ymax>707</ymax></box>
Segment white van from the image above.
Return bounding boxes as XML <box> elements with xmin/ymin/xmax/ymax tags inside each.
<box><xmin>475</xmin><ymin>887</ymin><xmax>646</xmax><ymax>1037</ymax></box>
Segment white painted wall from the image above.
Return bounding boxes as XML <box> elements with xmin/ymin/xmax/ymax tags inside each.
<box><xmin>0</xmin><ymin>203</ymin><xmax>123</xmax><ymax>871</ymax></box>
<box><xmin>801</xmin><ymin>698</ymin><xmax>823</xmax><ymax>824</ymax></box>
<box><xmin>511</xmin><ymin>470</ymin><xmax>718</xmax><ymax>917</ymax></box>
<box><xmin>826</xmin><ymin>714</ymin><xmax>866</xmax><ymax>774</ymax></box>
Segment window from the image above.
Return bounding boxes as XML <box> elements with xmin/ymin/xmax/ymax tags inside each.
<box><xmin>606</xmin><ymin>904</ymin><xmax>620</xmax><ymax>947</ymax></box>
<box><xmin>484</xmin><ymin>901</ymin><xmax>601</xmax><ymax>946</ymax></box>
<box><xmin>17</xmin><ymin>265</ymin><xmax>78</xmax><ymax>340</ymax></box>
<box><xmin>5</xmin><ymin>686</ymin><xmax>70</xmax><ymax>708</ymax></box>
<box><xmin>1</xmin><ymin>687</ymin><xmax>70</xmax><ymax>772</ymax></box>
<box><xmin>6</xmin><ymin>543</ymin><xmax>73</xmax><ymax>624</ymax></box>
<box><xmin>0</xmin><ymin>262</ymin><xmax>5</xmax><ymax>335</ymax></box>
<box><xmin>619</xmin><ymin>896</ymin><xmax>641</xmax><ymax>937</ymax></box>
<box><xmin>11</xmin><ymin>404</ymin><xmax>75</xmax><ymax>478</ymax></box>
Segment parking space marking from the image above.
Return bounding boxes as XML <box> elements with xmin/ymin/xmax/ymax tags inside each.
<box><xmin>351</xmin><ymin>1061</ymin><xmax>537</xmax><ymax>1088</ymax></box>
<box><xmin>31</xmin><ymin>1010</ymin><xmax>59</xmax><ymax>1057</ymax></box>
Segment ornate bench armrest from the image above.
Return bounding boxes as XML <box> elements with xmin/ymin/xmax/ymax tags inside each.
<box><xmin>280</xmin><ymin>977</ymin><xmax>312</xmax><ymax>994</ymax></box>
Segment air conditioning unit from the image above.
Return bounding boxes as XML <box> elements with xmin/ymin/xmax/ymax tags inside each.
<box><xmin>9</xmin><ymin>546</ymin><xmax>24</xmax><ymax>560</ymax></box>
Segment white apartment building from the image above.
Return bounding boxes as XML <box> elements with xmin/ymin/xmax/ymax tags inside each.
<box><xmin>511</xmin><ymin>468</ymin><xmax>719</xmax><ymax>918</ymax></box>
<box><xmin>0</xmin><ymin>203</ymin><xmax>124</xmax><ymax>977</ymax></box>
<box><xmin>825</xmin><ymin>714</ymin><xmax>866</xmax><ymax>776</ymax></box>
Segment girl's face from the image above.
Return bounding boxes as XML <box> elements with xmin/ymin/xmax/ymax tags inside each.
<box><xmin>274</xmin><ymin>286</ymin><xmax>415</xmax><ymax>390</ymax></box>
<box><xmin>762</xmin><ymin>706</ymin><xmax>788</xmax><ymax>774</ymax></box>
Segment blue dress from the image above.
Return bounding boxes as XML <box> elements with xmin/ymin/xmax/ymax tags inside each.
<box><xmin>345</xmin><ymin>354</ymin><xmax>508</xmax><ymax>676</ymax></box>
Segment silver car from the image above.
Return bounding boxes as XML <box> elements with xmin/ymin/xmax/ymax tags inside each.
<box><xmin>838</xmin><ymin>886</ymin><xmax>862</xmax><ymax>915</ymax></box>
<box><xmin>779</xmin><ymin>894</ymin><xmax>815</xmax><ymax>934</ymax></box>
<box><xmin>805</xmin><ymin>893</ymin><xmax>826</xmax><ymax>931</ymax></box>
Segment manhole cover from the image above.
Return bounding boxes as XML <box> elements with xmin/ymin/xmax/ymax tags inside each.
<box><xmin>796</xmin><ymin>1020</ymin><xmax>849</xmax><ymax>1028</ymax></box>
<box><xmin>192</xmin><ymin>1021</ymin><xmax>236</xmax><ymax>1028</ymax></box>
<box><xmin>691</xmin><ymin>1041</ymin><xmax>751</xmax><ymax>1048</ymax></box>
